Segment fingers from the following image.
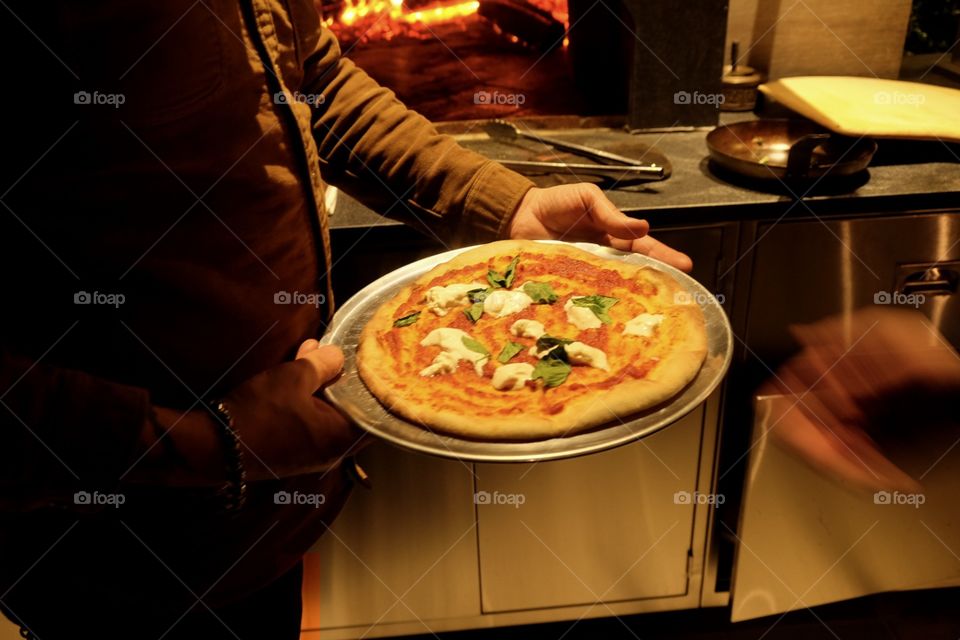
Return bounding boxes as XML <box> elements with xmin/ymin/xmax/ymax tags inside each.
<box><xmin>310</xmin><ymin>396</ymin><xmax>362</xmax><ymax>454</ymax></box>
<box><xmin>578</xmin><ymin>185</ymin><xmax>650</xmax><ymax>239</ymax></box>
<box><xmin>295</xmin><ymin>344</ymin><xmax>345</xmax><ymax>393</ymax></box>
<box><xmin>623</xmin><ymin>235</ymin><xmax>694</xmax><ymax>272</ymax></box>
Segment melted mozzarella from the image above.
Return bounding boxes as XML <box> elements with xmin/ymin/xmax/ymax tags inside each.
<box><xmin>624</xmin><ymin>313</ymin><xmax>664</xmax><ymax>337</ymax></box>
<box><xmin>419</xmin><ymin>328</ymin><xmax>487</xmax><ymax>376</ymax></box>
<box><xmin>564</xmin><ymin>297</ymin><xmax>602</xmax><ymax>330</ymax></box>
<box><xmin>492</xmin><ymin>363</ymin><xmax>535</xmax><ymax>391</ymax></box>
<box><xmin>566</xmin><ymin>342</ymin><xmax>610</xmax><ymax>371</ymax></box>
<box><xmin>425</xmin><ymin>282</ymin><xmax>484</xmax><ymax>316</ymax></box>
<box><xmin>510</xmin><ymin>319</ymin><xmax>545</xmax><ymax>339</ymax></box>
<box><xmin>483</xmin><ymin>289</ymin><xmax>534</xmax><ymax>317</ymax></box>
<box><xmin>419</xmin><ymin>351</ymin><xmax>460</xmax><ymax>377</ymax></box>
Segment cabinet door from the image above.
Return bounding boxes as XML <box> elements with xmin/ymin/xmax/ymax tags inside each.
<box><xmin>745</xmin><ymin>213</ymin><xmax>960</xmax><ymax>364</ymax></box>
<box><xmin>308</xmin><ymin>442</ymin><xmax>480</xmax><ymax>628</ymax></box>
<box><xmin>731</xmin><ymin>212</ymin><xmax>960</xmax><ymax>619</ymax></box>
<box><xmin>476</xmin><ymin>407</ymin><xmax>705</xmax><ymax>612</ymax></box>
<box><xmin>732</xmin><ymin>395</ymin><xmax>960</xmax><ymax>621</ymax></box>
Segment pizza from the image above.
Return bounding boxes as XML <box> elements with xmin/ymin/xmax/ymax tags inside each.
<box><xmin>356</xmin><ymin>240</ymin><xmax>708</xmax><ymax>440</ymax></box>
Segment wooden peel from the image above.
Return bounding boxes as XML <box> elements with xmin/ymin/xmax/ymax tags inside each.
<box><xmin>759</xmin><ymin>77</ymin><xmax>960</xmax><ymax>143</ymax></box>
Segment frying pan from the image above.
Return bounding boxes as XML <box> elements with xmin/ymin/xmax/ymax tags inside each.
<box><xmin>706</xmin><ymin>119</ymin><xmax>877</xmax><ymax>181</ymax></box>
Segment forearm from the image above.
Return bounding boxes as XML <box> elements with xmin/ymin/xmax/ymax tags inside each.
<box><xmin>0</xmin><ymin>349</ymin><xmax>147</xmax><ymax>496</ymax></box>
<box><xmin>302</xmin><ymin>26</ymin><xmax>533</xmax><ymax>243</ymax></box>
<box><xmin>124</xmin><ymin>406</ymin><xmax>227</xmax><ymax>488</ymax></box>
<box><xmin>0</xmin><ymin>350</ymin><xmax>227</xmax><ymax>511</ymax></box>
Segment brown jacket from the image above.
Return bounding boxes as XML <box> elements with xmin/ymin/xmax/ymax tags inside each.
<box><xmin>0</xmin><ymin>0</ymin><xmax>532</xmax><ymax>628</ymax></box>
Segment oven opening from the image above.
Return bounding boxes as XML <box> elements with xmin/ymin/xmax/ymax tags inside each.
<box><xmin>317</xmin><ymin>0</ymin><xmax>631</xmax><ymax>122</ymax></box>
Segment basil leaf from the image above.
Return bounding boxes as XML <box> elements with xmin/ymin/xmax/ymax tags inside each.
<box><xmin>572</xmin><ymin>295</ymin><xmax>619</xmax><ymax>324</ymax></box>
<box><xmin>503</xmin><ymin>255</ymin><xmax>520</xmax><ymax>288</ymax></box>
<box><xmin>393</xmin><ymin>311</ymin><xmax>421</xmax><ymax>327</ymax></box>
<box><xmin>487</xmin><ymin>255</ymin><xmax>521</xmax><ymax>289</ymax></box>
<box><xmin>522</xmin><ymin>281</ymin><xmax>558</xmax><ymax>304</ymax></box>
<box><xmin>497</xmin><ymin>341</ymin><xmax>525</xmax><ymax>364</ymax></box>
<box><xmin>534</xmin><ymin>335</ymin><xmax>571</xmax><ymax>363</ymax></box>
<box><xmin>531</xmin><ymin>358</ymin><xmax>572</xmax><ymax>388</ymax></box>
<box><xmin>467</xmin><ymin>288</ymin><xmax>490</xmax><ymax>303</ymax></box>
<box><xmin>461</xmin><ymin>336</ymin><xmax>490</xmax><ymax>357</ymax></box>
<box><xmin>535</xmin><ymin>334</ymin><xmax>572</xmax><ymax>352</ymax></box>
<box><xmin>463</xmin><ymin>302</ymin><xmax>484</xmax><ymax>323</ymax></box>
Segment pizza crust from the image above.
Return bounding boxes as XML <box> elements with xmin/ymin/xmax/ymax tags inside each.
<box><xmin>357</xmin><ymin>240</ymin><xmax>708</xmax><ymax>440</ymax></box>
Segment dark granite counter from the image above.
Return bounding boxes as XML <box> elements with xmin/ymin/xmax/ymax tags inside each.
<box><xmin>329</xmin><ymin>113</ymin><xmax>960</xmax><ymax>230</ymax></box>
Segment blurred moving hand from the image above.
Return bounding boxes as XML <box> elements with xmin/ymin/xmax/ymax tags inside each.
<box><xmin>509</xmin><ymin>184</ymin><xmax>694</xmax><ymax>272</ymax></box>
<box><xmin>763</xmin><ymin>308</ymin><xmax>960</xmax><ymax>492</ymax></box>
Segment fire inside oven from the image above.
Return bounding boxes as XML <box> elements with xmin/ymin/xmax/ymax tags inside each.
<box><xmin>316</xmin><ymin>0</ymin><xmax>585</xmax><ymax>121</ymax></box>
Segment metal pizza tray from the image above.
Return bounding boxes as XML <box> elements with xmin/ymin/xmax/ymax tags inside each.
<box><xmin>320</xmin><ymin>241</ymin><xmax>732</xmax><ymax>463</ymax></box>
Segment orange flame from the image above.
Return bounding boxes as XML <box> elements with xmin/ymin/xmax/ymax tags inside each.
<box><xmin>325</xmin><ymin>0</ymin><xmax>567</xmax><ymax>43</ymax></box>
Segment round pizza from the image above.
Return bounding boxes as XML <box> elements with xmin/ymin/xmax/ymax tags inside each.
<box><xmin>356</xmin><ymin>240</ymin><xmax>708</xmax><ymax>440</ymax></box>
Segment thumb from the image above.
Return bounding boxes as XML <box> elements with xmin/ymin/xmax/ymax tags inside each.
<box><xmin>296</xmin><ymin>344</ymin><xmax>345</xmax><ymax>392</ymax></box>
<box><xmin>578</xmin><ymin>185</ymin><xmax>650</xmax><ymax>239</ymax></box>
<box><xmin>296</xmin><ymin>338</ymin><xmax>320</xmax><ymax>358</ymax></box>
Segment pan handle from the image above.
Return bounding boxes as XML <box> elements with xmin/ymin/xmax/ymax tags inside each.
<box><xmin>785</xmin><ymin>133</ymin><xmax>831</xmax><ymax>180</ymax></box>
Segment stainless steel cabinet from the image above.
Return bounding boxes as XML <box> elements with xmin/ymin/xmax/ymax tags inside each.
<box><xmin>729</xmin><ymin>211</ymin><xmax>960</xmax><ymax>619</ymax></box>
<box><xmin>311</xmin><ymin>443</ymin><xmax>481</xmax><ymax>631</ymax></box>
<box><xmin>476</xmin><ymin>407</ymin><xmax>704</xmax><ymax>612</ymax></box>
<box><xmin>308</xmin><ymin>399</ymin><xmax>721</xmax><ymax>639</ymax></box>
<box><xmin>743</xmin><ymin>212</ymin><xmax>960</xmax><ymax>362</ymax></box>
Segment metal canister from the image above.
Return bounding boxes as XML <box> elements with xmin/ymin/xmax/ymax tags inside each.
<box><xmin>721</xmin><ymin>41</ymin><xmax>764</xmax><ymax>112</ymax></box>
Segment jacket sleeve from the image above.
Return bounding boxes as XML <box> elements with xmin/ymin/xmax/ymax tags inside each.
<box><xmin>299</xmin><ymin>23</ymin><xmax>534</xmax><ymax>244</ymax></box>
<box><xmin>0</xmin><ymin>349</ymin><xmax>151</xmax><ymax>510</ymax></box>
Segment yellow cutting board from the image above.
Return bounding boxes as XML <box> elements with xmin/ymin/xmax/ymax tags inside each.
<box><xmin>759</xmin><ymin>76</ymin><xmax>960</xmax><ymax>143</ymax></box>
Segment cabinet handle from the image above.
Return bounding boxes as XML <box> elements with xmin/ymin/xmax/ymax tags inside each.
<box><xmin>899</xmin><ymin>267</ymin><xmax>958</xmax><ymax>296</ymax></box>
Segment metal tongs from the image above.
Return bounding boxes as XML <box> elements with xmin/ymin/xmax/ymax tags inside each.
<box><xmin>484</xmin><ymin>120</ymin><xmax>666</xmax><ymax>181</ymax></box>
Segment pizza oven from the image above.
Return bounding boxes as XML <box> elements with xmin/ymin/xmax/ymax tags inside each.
<box><xmin>316</xmin><ymin>0</ymin><xmax>727</xmax><ymax>129</ymax></box>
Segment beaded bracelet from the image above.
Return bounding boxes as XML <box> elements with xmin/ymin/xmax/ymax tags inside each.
<box><xmin>208</xmin><ymin>399</ymin><xmax>247</xmax><ymax>513</ymax></box>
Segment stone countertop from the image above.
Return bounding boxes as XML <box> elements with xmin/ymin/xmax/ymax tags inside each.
<box><xmin>328</xmin><ymin>113</ymin><xmax>960</xmax><ymax>230</ymax></box>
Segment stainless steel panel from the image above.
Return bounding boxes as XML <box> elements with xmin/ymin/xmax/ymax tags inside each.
<box><xmin>310</xmin><ymin>442</ymin><xmax>481</xmax><ymax>628</ymax></box>
<box><xmin>729</xmin><ymin>211</ymin><xmax>960</xmax><ymax>619</ymax></box>
<box><xmin>732</xmin><ymin>395</ymin><xmax>960</xmax><ymax>621</ymax></box>
<box><xmin>746</xmin><ymin>212</ymin><xmax>960</xmax><ymax>363</ymax></box>
<box><xmin>476</xmin><ymin>406</ymin><xmax>705</xmax><ymax>612</ymax></box>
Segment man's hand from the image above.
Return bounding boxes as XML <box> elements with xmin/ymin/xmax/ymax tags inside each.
<box><xmin>222</xmin><ymin>339</ymin><xmax>361</xmax><ymax>480</ymax></box>
<box><xmin>508</xmin><ymin>184</ymin><xmax>693</xmax><ymax>272</ymax></box>
<box><xmin>131</xmin><ymin>340</ymin><xmax>360</xmax><ymax>487</ymax></box>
